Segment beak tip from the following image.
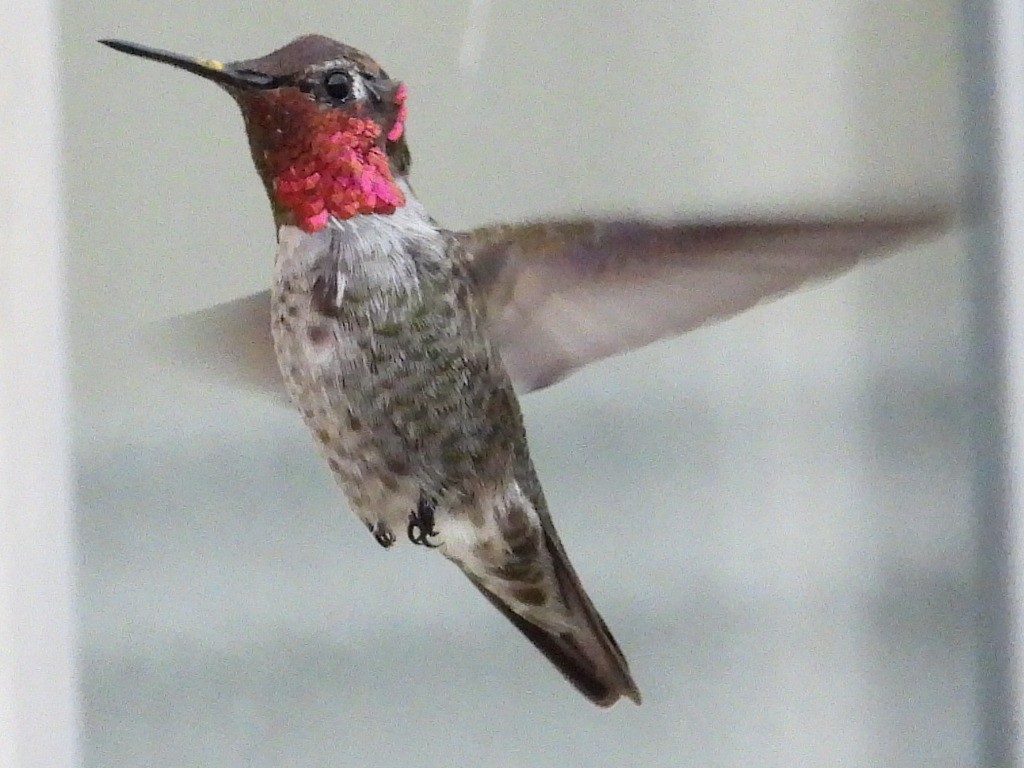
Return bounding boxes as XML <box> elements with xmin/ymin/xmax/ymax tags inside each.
<box><xmin>99</xmin><ymin>39</ymin><xmax>138</xmax><ymax>56</ymax></box>
<box><xmin>99</xmin><ymin>38</ymin><xmax>274</xmax><ymax>91</ymax></box>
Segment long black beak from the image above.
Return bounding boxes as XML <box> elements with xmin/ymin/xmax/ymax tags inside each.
<box><xmin>99</xmin><ymin>39</ymin><xmax>280</xmax><ymax>90</ymax></box>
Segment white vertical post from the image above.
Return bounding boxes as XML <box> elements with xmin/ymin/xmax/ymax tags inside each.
<box><xmin>995</xmin><ymin>0</ymin><xmax>1024</xmax><ymax>763</ymax></box>
<box><xmin>966</xmin><ymin>0</ymin><xmax>1024</xmax><ymax>765</ymax></box>
<box><xmin>0</xmin><ymin>1</ymin><xmax>79</xmax><ymax>766</ymax></box>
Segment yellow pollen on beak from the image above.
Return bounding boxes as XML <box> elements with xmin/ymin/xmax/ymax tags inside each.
<box><xmin>195</xmin><ymin>57</ymin><xmax>224</xmax><ymax>71</ymax></box>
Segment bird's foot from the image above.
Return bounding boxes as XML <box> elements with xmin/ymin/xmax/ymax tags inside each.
<box><xmin>407</xmin><ymin>496</ymin><xmax>441</xmax><ymax>548</ymax></box>
<box><xmin>369</xmin><ymin>521</ymin><xmax>396</xmax><ymax>549</ymax></box>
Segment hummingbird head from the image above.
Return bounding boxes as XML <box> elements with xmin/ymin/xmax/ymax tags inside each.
<box><xmin>101</xmin><ymin>36</ymin><xmax>411</xmax><ymax>231</ymax></box>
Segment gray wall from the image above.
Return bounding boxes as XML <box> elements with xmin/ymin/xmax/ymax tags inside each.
<box><xmin>64</xmin><ymin>2</ymin><xmax>972</xmax><ymax>766</ymax></box>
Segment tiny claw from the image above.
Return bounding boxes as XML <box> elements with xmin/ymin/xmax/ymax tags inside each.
<box><xmin>407</xmin><ymin>496</ymin><xmax>441</xmax><ymax>548</ymax></box>
<box><xmin>369</xmin><ymin>522</ymin><xmax>396</xmax><ymax>549</ymax></box>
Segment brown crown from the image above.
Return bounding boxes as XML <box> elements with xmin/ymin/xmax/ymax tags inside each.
<box><xmin>231</xmin><ymin>35</ymin><xmax>386</xmax><ymax>79</ymax></box>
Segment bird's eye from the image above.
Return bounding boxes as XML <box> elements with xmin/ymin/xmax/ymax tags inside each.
<box><xmin>323</xmin><ymin>71</ymin><xmax>353</xmax><ymax>102</ymax></box>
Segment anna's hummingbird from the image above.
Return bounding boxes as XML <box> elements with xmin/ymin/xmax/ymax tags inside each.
<box><xmin>102</xmin><ymin>35</ymin><xmax>946</xmax><ymax>707</ymax></box>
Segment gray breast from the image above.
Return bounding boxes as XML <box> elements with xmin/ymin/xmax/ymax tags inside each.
<box><xmin>268</xmin><ymin>218</ymin><xmax>518</xmax><ymax>533</ymax></box>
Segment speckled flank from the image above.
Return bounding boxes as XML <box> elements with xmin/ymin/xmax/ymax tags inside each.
<box><xmin>269</xmin><ymin>201</ymin><xmax>507</xmax><ymax>544</ymax></box>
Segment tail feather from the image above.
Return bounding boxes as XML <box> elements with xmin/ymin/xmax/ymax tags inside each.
<box><xmin>466</xmin><ymin>527</ymin><xmax>641</xmax><ymax>707</ymax></box>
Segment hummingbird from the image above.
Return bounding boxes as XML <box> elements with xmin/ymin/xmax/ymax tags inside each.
<box><xmin>101</xmin><ymin>35</ymin><xmax>947</xmax><ymax>707</ymax></box>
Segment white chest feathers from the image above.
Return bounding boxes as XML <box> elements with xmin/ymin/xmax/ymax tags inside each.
<box><xmin>274</xmin><ymin>180</ymin><xmax>445</xmax><ymax>305</ymax></box>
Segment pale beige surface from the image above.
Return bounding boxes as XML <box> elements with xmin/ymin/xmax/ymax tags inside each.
<box><xmin>65</xmin><ymin>2</ymin><xmax>973</xmax><ymax>766</ymax></box>
<box><xmin>0</xmin><ymin>5</ymin><xmax>77</xmax><ymax>767</ymax></box>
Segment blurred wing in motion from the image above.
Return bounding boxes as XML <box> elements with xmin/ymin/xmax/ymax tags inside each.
<box><xmin>142</xmin><ymin>290</ymin><xmax>285</xmax><ymax>405</ymax></box>
<box><xmin>462</xmin><ymin>209</ymin><xmax>948</xmax><ymax>392</ymax></box>
<box><xmin>143</xmin><ymin>209</ymin><xmax>949</xmax><ymax>400</ymax></box>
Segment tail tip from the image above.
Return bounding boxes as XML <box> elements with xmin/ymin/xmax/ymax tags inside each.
<box><xmin>594</xmin><ymin>680</ymin><xmax>642</xmax><ymax>708</ymax></box>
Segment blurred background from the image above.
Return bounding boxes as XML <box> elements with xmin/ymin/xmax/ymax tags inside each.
<box><xmin>63</xmin><ymin>1</ymin><xmax>970</xmax><ymax>766</ymax></box>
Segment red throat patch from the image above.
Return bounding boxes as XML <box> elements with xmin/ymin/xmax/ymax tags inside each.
<box><xmin>387</xmin><ymin>82</ymin><xmax>408</xmax><ymax>142</ymax></box>
<box><xmin>245</xmin><ymin>89</ymin><xmax>406</xmax><ymax>232</ymax></box>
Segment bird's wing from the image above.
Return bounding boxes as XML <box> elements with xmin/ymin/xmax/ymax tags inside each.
<box><xmin>140</xmin><ymin>209</ymin><xmax>949</xmax><ymax>400</ymax></box>
<box><xmin>141</xmin><ymin>290</ymin><xmax>288</xmax><ymax>405</ymax></box>
<box><xmin>461</xmin><ymin>209</ymin><xmax>949</xmax><ymax>392</ymax></box>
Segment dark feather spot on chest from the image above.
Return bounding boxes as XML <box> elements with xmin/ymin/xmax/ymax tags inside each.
<box><xmin>307</xmin><ymin>323</ymin><xmax>331</xmax><ymax>345</ymax></box>
<box><xmin>311</xmin><ymin>272</ymin><xmax>342</xmax><ymax>318</ymax></box>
